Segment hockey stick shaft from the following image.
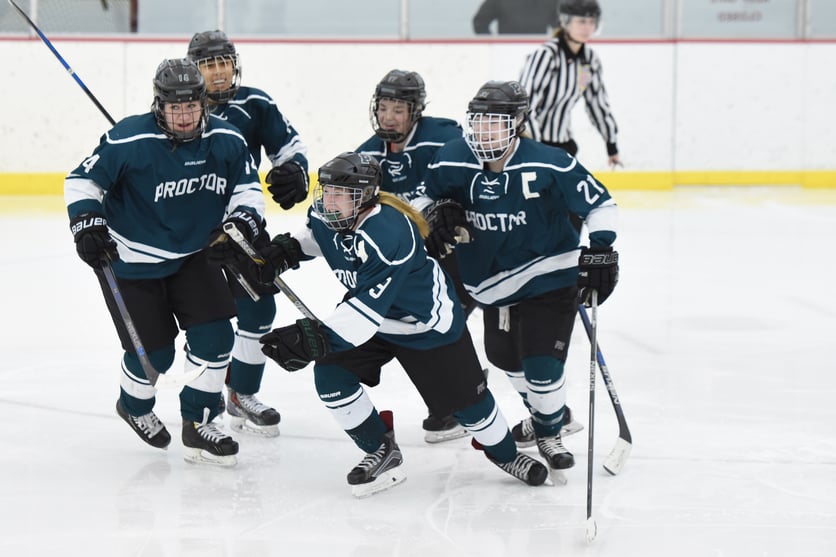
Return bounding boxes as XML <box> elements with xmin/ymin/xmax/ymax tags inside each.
<box><xmin>8</xmin><ymin>0</ymin><xmax>116</xmax><ymax>126</ymax></box>
<box><xmin>577</xmin><ymin>305</ymin><xmax>632</xmax><ymax>444</ymax></box>
<box><xmin>100</xmin><ymin>261</ymin><xmax>161</xmax><ymax>386</ymax></box>
<box><xmin>222</xmin><ymin>223</ymin><xmax>318</xmax><ymax>320</ymax></box>
<box><xmin>585</xmin><ymin>290</ymin><xmax>598</xmax><ymax>542</ymax></box>
<box><xmin>578</xmin><ymin>303</ymin><xmax>632</xmax><ymax>476</ymax></box>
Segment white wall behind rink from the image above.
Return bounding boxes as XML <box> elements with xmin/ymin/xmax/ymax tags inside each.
<box><xmin>2</xmin><ymin>38</ymin><xmax>834</xmax><ymax>176</ymax></box>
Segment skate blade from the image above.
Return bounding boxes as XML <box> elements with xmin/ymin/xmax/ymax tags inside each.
<box><xmin>228</xmin><ymin>416</ymin><xmax>280</xmax><ymax>438</ymax></box>
<box><xmin>424</xmin><ymin>425</ymin><xmax>469</xmax><ymax>444</ymax></box>
<box><xmin>561</xmin><ymin>421</ymin><xmax>584</xmax><ymax>436</ymax></box>
<box><xmin>514</xmin><ymin>438</ymin><xmax>536</xmax><ymax>449</ymax></box>
<box><xmin>546</xmin><ymin>470</ymin><xmax>567</xmax><ymax>486</ymax></box>
<box><xmin>351</xmin><ymin>469</ymin><xmax>407</xmax><ymax>498</ymax></box>
<box><xmin>183</xmin><ymin>448</ymin><xmax>238</xmax><ymax>467</ymax></box>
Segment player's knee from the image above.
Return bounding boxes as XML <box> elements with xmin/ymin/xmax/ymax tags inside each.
<box><xmin>235</xmin><ymin>295</ymin><xmax>276</xmax><ymax>331</ymax></box>
<box><xmin>185</xmin><ymin>319</ymin><xmax>234</xmax><ymax>362</ymax></box>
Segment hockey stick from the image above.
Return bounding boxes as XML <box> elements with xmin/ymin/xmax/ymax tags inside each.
<box><xmin>8</xmin><ymin>0</ymin><xmax>117</xmax><ymax>126</ymax></box>
<box><xmin>577</xmin><ymin>304</ymin><xmax>632</xmax><ymax>475</ymax></box>
<box><xmin>222</xmin><ymin>223</ymin><xmax>319</xmax><ymax>321</ymax></box>
<box><xmin>585</xmin><ymin>290</ymin><xmax>598</xmax><ymax>543</ymax></box>
<box><xmin>101</xmin><ymin>260</ymin><xmax>205</xmax><ymax>388</ymax></box>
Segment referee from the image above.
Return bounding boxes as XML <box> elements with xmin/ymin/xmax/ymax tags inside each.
<box><xmin>519</xmin><ymin>0</ymin><xmax>621</xmax><ymax>168</ymax></box>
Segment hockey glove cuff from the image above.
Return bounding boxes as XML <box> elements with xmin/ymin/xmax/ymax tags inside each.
<box><xmin>70</xmin><ymin>212</ymin><xmax>119</xmax><ymax>268</ymax></box>
<box><xmin>578</xmin><ymin>246</ymin><xmax>619</xmax><ymax>306</ymax></box>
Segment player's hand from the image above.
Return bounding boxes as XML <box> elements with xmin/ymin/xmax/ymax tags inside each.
<box><xmin>260</xmin><ymin>318</ymin><xmax>329</xmax><ymax>371</ymax></box>
<box><xmin>424</xmin><ymin>199</ymin><xmax>473</xmax><ymax>259</ymax></box>
<box><xmin>578</xmin><ymin>246</ymin><xmax>619</xmax><ymax>306</ymax></box>
<box><xmin>206</xmin><ymin>210</ymin><xmax>263</xmax><ymax>266</ymax></box>
<box><xmin>254</xmin><ymin>233</ymin><xmax>302</xmax><ymax>284</ymax></box>
<box><xmin>266</xmin><ymin>161</ymin><xmax>309</xmax><ymax>210</ymax></box>
<box><xmin>70</xmin><ymin>212</ymin><xmax>119</xmax><ymax>268</ymax></box>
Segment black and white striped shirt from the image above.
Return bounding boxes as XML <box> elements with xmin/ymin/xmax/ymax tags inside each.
<box><xmin>519</xmin><ymin>32</ymin><xmax>619</xmax><ymax>155</ymax></box>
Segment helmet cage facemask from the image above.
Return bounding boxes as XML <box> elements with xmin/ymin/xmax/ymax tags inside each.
<box><xmin>369</xmin><ymin>96</ymin><xmax>423</xmax><ymax>143</ymax></box>
<box><xmin>465</xmin><ymin>112</ymin><xmax>522</xmax><ymax>162</ymax></box>
<box><xmin>195</xmin><ymin>53</ymin><xmax>241</xmax><ymax>103</ymax></box>
<box><xmin>313</xmin><ymin>182</ymin><xmax>380</xmax><ymax>233</ymax></box>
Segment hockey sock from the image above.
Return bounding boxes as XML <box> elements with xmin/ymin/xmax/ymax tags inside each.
<box><xmin>454</xmin><ymin>392</ymin><xmax>516</xmax><ymax>462</ymax></box>
<box><xmin>522</xmin><ymin>355</ymin><xmax>567</xmax><ymax>438</ymax></box>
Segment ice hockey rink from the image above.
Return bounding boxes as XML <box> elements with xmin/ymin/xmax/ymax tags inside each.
<box><xmin>1</xmin><ymin>187</ymin><xmax>834</xmax><ymax>557</ymax></box>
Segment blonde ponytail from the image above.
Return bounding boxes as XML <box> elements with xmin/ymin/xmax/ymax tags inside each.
<box><xmin>379</xmin><ymin>192</ymin><xmax>430</xmax><ymax>239</ymax></box>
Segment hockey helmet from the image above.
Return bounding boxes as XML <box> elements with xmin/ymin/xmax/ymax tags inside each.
<box><xmin>314</xmin><ymin>152</ymin><xmax>381</xmax><ymax>233</ymax></box>
<box><xmin>187</xmin><ymin>30</ymin><xmax>241</xmax><ymax>103</ymax></box>
<box><xmin>369</xmin><ymin>69</ymin><xmax>427</xmax><ymax>143</ymax></box>
<box><xmin>465</xmin><ymin>80</ymin><xmax>529</xmax><ymax>162</ymax></box>
<box><xmin>152</xmin><ymin>58</ymin><xmax>208</xmax><ymax>143</ymax></box>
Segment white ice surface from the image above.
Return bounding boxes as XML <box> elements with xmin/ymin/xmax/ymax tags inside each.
<box><xmin>1</xmin><ymin>188</ymin><xmax>835</xmax><ymax>556</ymax></box>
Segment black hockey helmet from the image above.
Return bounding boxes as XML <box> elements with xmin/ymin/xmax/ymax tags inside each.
<box><xmin>370</xmin><ymin>69</ymin><xmax>427</xmax><ymax>143</ymax></box>
<box><xmin>465</xmin><ymin>80</ymin><xmax>529</xmax><ymax>162</ymax></box>
<box><xmin>152</xmin><ymin>58</ymin><xmax>208</xmax><ymax>142</ymax></box>
<box><xmin>187</xmin><ymin>30</ymin><xmax>241</xmax><ymax>103</ymax></box>
<box><xmin>314</xmin><ymin>152</ymin><xmax>381</xmax><ymax>233</ymax></box>
<box><xmin>467</xmin><ymin>80</ymin><xmax>529</xmax><ymax>123</ymax></box>
<box><xmin>559</xmin><ymin>0</ymin><xmax>602</xmax><ymax>28</ymax></box>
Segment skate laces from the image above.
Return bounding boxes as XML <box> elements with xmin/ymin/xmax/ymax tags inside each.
<box><xmin>520</xmin><ymin>417</ymin><xmax>535</xmax><ymax>438</ymax></box>
<box><xmin>232</xmin><ymin>392</ymin><xmax>271</xmax><ymax>415</ymax></box>
<box><xmin>196</xmin><ymin>420</ymin><xmax>230</xmax><ymax>443</ymax></box>
<box><xmin>498</xmin><ymin>453</ymin><xmax>536</xmax><ymax>478</ymax></box>
<box><xmin>537</xmin><ymin>435</ymin><xmax>568</xmax><ymax>456</ymax></box>
<box><xmin>132</xmin><ymin>412</ymin><xmax>164</xmax><ymax>436</ymax></box>
<box><xmin>357</xmin><ymin>442</ymin><xmax>388</xmax><ymax>471</ymax></box>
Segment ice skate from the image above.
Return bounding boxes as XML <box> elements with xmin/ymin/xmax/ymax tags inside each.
<box><xmin>486</xmin><ymin>451</ymin><xmax>550</xmax><ymax>486</ymax></box>
<box><xmin>347</xmin><ymin>429</ymin><xmax>406</xmax><ymax>498</ymax></box>
<box><xmin>116</xmin><ymin>399</ymin><xmax>171</xmax><ymax>449</ymax></box>
<box><xmin>512</xmin><ymin>407</ymin><xmax>583</xmax><ymax>448</ymax></box>
<box><xmin>537</xmin><ymin>434</ymin><xmax>575</xmax><ymax>470</ymax></box>
<box><xmin>422</xmin><ymin>412</ymin><xmax>468</xmax><ymax>443</ymax></box>
<box><xmin>182</xmin><ymin>412</ymin><xmax>239</xmax><ymax>467</ymax></box>
<box><xmin>226</xmin><ymin>389</ymin><xmax>280</xmax><ymax>437</ymax></box>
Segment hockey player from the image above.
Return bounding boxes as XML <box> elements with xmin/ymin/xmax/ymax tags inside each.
<box><xmin>413</xmin><ymin>80</ymin><xmax>619</xmax><ymax>474</ymax></box>
<box><xmin>252</xmin><ymin>152</ymin><xmax>550</xmax><ymax>497</ymax></box>
<box><xmin>356</xmin><ymin>69</ymin><xmax>475</xmax><ymax>444</ymax></box>
<box><xmin>519</xmin><ymin>0</ymin><xmax>621</xmax><ymax>168</ymax></box>
<box><xmin>65</xmin><ymin>58</ymin><xmax>267</xmax><ymax>466</ymax></box>
<box><xmin>187</xmin><ymin>30</ymin><xmax>309</xmax><ymax>437</ymax></box>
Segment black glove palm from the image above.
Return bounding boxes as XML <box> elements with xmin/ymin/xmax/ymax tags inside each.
<box><xmin>266</xmin><ymin>161</ymin><xmax>309</xmax><ymax>210</ymax></box>
<box><xmin>253</xmin><ymin>233</ymin><xmax>303</xmax><ymax>285</ymax></box>
<box><xmin>206</xmin><ymin>210</ymin><xmax>263</xmax><ymax>266</ymax></box>
<box><xmin>424</xmin><ymin>199</ymin><xmax>472</xmax><ymax>259</ymax></box>
<box><xmin>70</xmin><ymin>212</ymin><xmax>119</xmax><ymax>268</ymax></box>
<box><xmin>578</xmin><ymin>246</ymin><xmax>619</xmax><ymax>306</ymax></box>
<box><xmin>260</xmin><ymin>318</ymin><xmax>329</xmax><ymax>371</ymax></box>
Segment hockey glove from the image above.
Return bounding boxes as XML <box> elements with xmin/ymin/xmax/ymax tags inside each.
<box><xmin>260</xmin><ymin>318</ymin><xmax>329</xmax><ymax>372</ymax></box>
<box><xmin>266</xmin><ymin>161</ymin><xmax>309</xmax><ymax>210</ymax></box>
<box><xmin>206</xmin><ymin>210</ymin><xmax>264</xmax><ymax>266</ymax></box>
<box><xmin>424</xmin><ymin>199</ymin><xmax>473</xmax><ymax>259</ymax></box>
<box><xmin>577</xmin><ymin>246</ymin><xmax>619</xmax><ymax>306</ymax></box>
<box><xmin>253</xmin><ymin>232</ymin><xmax>303</xmax><ymax>285</ymax></box>
<box><xmin>70</xmin><ymin>212</ymin><xmax>119</xmax><ymax>268</ymax></box>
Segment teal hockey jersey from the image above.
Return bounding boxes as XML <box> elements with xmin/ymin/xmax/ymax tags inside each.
<box><xmin>65</xmin><ymin>113</ymin><xmax>264</xmax><ymax>279</ymax></box>
<box><xmin>294</xmin><ymin>204</ymin><xmax>465</xmax><ymax>352</ymax></box>
<box><xmin>356</xmin><ymin>116</ymin><xmax>462</xmax><ymax>201</ymax></box>
<box><xmin>418</xmin><ymin>137</ymin><xmax>618</xmax><ymax>306</ymax></box>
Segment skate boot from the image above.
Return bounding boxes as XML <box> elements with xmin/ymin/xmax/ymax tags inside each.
<box><xmin>422</xmin><ymin>412</ymin><xmax>468</xmax><ymax>444</ymax></box>
<box><xmin>347</xmin><ymin>424</ymin><xmax>406</xmax><ymax>498</ymax></box>
<box><xmin>226</xmin><ymin>389</ymin><xmax>280</xmax><ymax>437</ymax></box>
<box><xmin>512</xmin><ymin>407</ymin><xmax>584</xmax><ymax>448</ymax></box>
<box><xmin>182</xmin><ymin>412</ymin><xmax>239</xmax><ymax>467</ymax></box>
<box><xmin>116</xmin><ymin>399</ymin><xmax>171</xmax><ymax>449</ymax></box>
<box><xmin>487</xmin><ymin>451</ymin><xmax>550</xmax><ymax>486</ymax></box>
<box><xmin>537</xmin><ymin>434</ymin><xmax>575</xmax><ymax>470</ymax></box>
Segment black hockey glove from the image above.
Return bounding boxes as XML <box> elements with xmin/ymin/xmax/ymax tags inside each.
<box><xmin>70</xmin><ymin>212</ymin><xmax>119</xmax><ymax>268</ymax></box>
<box><xmin>266</xmin><ymin>161</ymin><xmax>309</xmax><ymax>210</ymax></box>
<box><xmin>578</xmin><ymin>246</ymin><xmax>619</xmax><ymax>306</ymax></box>
<box><xmin>260</xmin><ymin>318</ymin><xmax>330</xmax><ymax>372</ymax></box>
<box><xmin>206</xmin><ymin>210</ymin><xmax>264</xmax><ymax>266</ymax></box>
<box><xmin>424</xmin><ymin>199</ymin><xmax>473</xmax><ymax>259</ymax></box>
<box><xmin>253</xmin><ymin>232</ymin><xmax>303</xmax><ymax>285</ymax></box>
